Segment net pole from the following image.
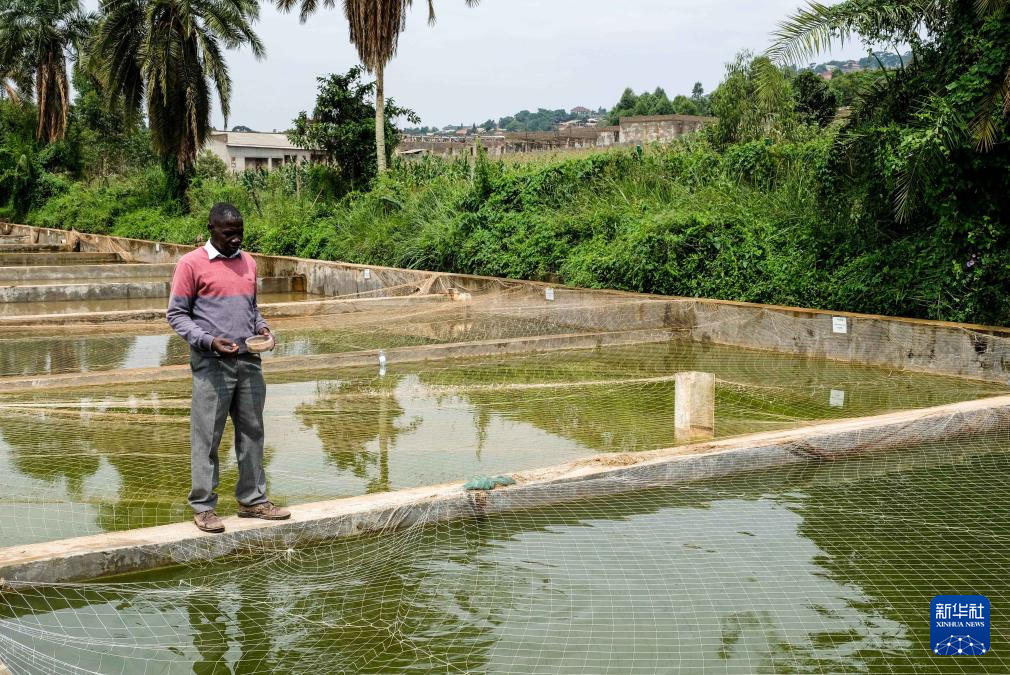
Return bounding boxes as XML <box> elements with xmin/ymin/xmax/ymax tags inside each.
<box><xmin>675</xmin><ymin>371</ymin><xmax>715</xmax><ymax>441</ymax></box>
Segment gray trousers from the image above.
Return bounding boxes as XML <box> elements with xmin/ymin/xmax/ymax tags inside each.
<box><xmin>188</xmin><ymin>349</ymin><xmax>268</xmax><ymax>512</ymax></box>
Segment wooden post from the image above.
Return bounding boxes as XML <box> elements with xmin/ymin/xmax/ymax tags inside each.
<box><xmin>675</xmin><ymin>371</ymin><xmax>715</xmax><ymax>441</ymax></box>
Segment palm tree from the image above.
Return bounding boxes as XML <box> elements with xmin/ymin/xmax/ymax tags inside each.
<box><xmin>89</xmin><ymin>0</ymin><xmax>264</xmax><ymax>194</ymax></box>
<box><xmin>276</xmin><ymin>0</ymin><xmax>478</xmax><ymax>173</ymax></box>
<box><xmin>0</xmin><ymin>0</ymin><xmax>93</xmax><ymax>141</ymax></box>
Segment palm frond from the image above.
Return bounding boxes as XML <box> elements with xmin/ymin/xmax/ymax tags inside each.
<box><xmin>273</xmin><ymin>0</ymin><xmax>337</xmax><ymax>24</ymax></box>
<box><xmin>768</xmin><ymin>0</ymin><xmax>940</xmax><ymax>65</ymax></box>
<box><xmin>751</xmin><ymin>56</ymin><xmax>786</xmax><ymax>108</ymax></box>
<box><xmin>768</xmin><ymin>1</ymin><xmax>846</xmax><ymax>65</ymax></box>
<box><xmin>89</xmin><ymin>0</ymin><xmax>146</xmax><ymax>118</ymax></box>
<box><xmin>89</xmin><ymin>0</ymin><xmax>263</xmax><ymax>174</ymax></box>
<box><xmin>974</xmin><ymin>0</ymin><xmax>1009</xmax><ymax>17</ymax></box>
<box><xmin>968</xmin><ymin>66</ymin><xmax>1010</xmax><ymax>151</ymax></box>
<box><xmin>195</xmin><ymin>29</ymin><xmax>231</xmax><ymax>120</ymax></box>
<box><xmin>413</xmin><ymin>0</ymin><xmax>479</xmax><ymax>27</ymax></box>
<box><xmin>892</xmin><ymin>96</ymin><xmax>968</xmax><ymax>222</ymax></box>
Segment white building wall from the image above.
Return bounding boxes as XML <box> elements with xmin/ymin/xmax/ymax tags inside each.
<box><xmin>203</xmin><ymin>132</ymin><xmax>315</xmax><ymax>172</ymax></box>
<box><xmin>225</xmin><ymin>147</ymin><xmax>313</xmax><ymax>172</ymax></box>
<box><xmin>206</xmin><ymin>136</ymin><xmax>232</xmax><ymax>167</ymax></box>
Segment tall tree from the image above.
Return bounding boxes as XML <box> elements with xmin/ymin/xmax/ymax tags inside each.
<box><xmin>709</xmin><ymin>52</ymin><xmax>796</xmax><ymax>145</ymax></box>
<box><xmin>288</xmin><ymin>66</ymin><xmax>418</xmax><ymax>192</ymax></box>
<box><xmin>0</xmin><ymin>0</ymin><xmax>92</xmax><ymax>141</ymax></box>
<box><xmin>276</xmin><ymin>0</ymin><xmax>478</xmax><ymax>174</ymax></box>
<box><xmin>768</xmin><ymin>0</ymin><xmax>1010</xmax><ymax>221</ymax></box>
<box><xmin>791</xmin><ymin>69</ymin><xmax>838</xmax><ymax>127</ymax></box>
<box><xmin>89</xmin><ymin>0</ymin><xmax>264</xmax><ymax>197</ymax></box>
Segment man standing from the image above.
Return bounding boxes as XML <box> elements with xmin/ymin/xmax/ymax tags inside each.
<box><xmin>167</xmin><ymin>202</ymin><xmax>290</xmax><ymax>533</ymax></box>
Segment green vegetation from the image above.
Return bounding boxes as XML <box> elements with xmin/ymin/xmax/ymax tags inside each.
<box><xmin>606</xmin><ymin>83</ymin><xmax>711</xmax><ymax>124</ymax></box>
<box><xmin>770</xmin><ymin>0</ymin><xmax>1010</xmax><ymax>321</ymax></box>
<box><xmin>4</xmin><ymin>0</ymin><xmax>1010</xmax><ymax>327</ymax></box>
<box><xmin>496</xmin><ymin>108</ymin><xmax>604</xmax><ymax>132</ymax></box>
<box><xmin>289</xmin><ymin>66</ymin><xmax>418</xmax><ymax>193</ymax></box>
<box><xmin>14</xmin><ymin>129</ymin><xmax>990</xmax><ymax>324</ymax></box>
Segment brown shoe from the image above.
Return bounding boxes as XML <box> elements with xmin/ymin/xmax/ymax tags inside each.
<box><xmin>194</xmin><ymin>510</ymin><xmax>225</xmax><ymax>533</ymax></box>
<box><xmin>237</xmin><ymin>500</ymin><xmax>291</xmax><ymax>520</ymax></box>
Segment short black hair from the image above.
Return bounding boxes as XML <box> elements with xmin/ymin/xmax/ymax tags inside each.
<box><xmin>209</xmin><ymin>202</ymin><xmax>242</xmax><ymax>226</ymax></box>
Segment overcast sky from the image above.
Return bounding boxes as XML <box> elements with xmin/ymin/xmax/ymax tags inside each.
<box><xmin>85</xmin><ymin>1</ymin><xmax>869</xmax><ymax>131</ymax></box>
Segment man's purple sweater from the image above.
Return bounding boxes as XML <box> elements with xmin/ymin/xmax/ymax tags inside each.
<box><xmin>167</xmin><ymin>246</ymin><xmax>269</xmax><ymax>354</ymax></box>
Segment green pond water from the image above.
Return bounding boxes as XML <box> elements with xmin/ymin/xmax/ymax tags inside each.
<box><xmin>0</xmin><ymin>341</ymin><xmax>1003</xmax><ymax>548</ymax></box>
<box><xmin>0</xmin><ymin>313</ymin><xmax>573</xmax><ymax>377</ymax></box>
<box><xmin>1</xmin><ymin>434</ymin><xmax>1007</xmax><ymax>673</ymax></box>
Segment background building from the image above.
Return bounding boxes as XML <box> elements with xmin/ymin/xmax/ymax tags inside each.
<box><xmin>205</xmin><ymin>130</ymin><xmax>317</xmax><ymax>172</ymax></box>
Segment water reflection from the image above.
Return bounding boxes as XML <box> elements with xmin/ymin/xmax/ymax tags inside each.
<box><xmin>0</xmin><ymin>391</ymin><xmax>243</xmax><ymax>538</ymax></box>
<box><xmin>296</xmin><ymin>375</ymin><xmax>418</xmax><ymax>494</ymax></box>
<box><xmin>422</xmin><ymin>341</ymin><xmax>1008</xmax><ymax>451</ymax></box>
<box><xmin>0</xmin><ymin>368</ymin><xmax>592</xmax><ymax>545</ymax></box>
<box><xmin>0</xmin><ymin>335</ymin><xmax>135</xmax><ymax>377</ymax></box>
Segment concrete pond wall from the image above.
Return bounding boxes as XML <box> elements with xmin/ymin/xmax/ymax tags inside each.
<box><xmin>8</xmin><ymin>222</ymin><xmax>1010</xmax><ymax>384</ymax></box>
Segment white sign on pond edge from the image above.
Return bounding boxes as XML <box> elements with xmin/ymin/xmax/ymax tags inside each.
<box><xmin>829</xmin><ymin>389</ymin><xmax>845</xmax><ymax>407</ymax></box>
<box><xmin>832</xmin><ymin>316</ymin><xmax>848</xmax><ymax>334</ymax></box>
<box><xmin>545</xmin><ymin>287</ymin><xmax>555</xmax><ymax>301</ymax></box>
<box><xmin>363</xmin><ymin>268</ymin><xmax>371</xmax><ymax>280</ymax></box>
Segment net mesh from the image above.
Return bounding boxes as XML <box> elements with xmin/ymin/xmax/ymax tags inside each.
<box><xmin>1</xmin><ymin>239</ymin><xmax>1009</xmax><ymax>673</ymax></box>
<box><xmin>2</xmin><ymin>436</ymin><xmax>1008</xmax><ymax>674</ymax></box>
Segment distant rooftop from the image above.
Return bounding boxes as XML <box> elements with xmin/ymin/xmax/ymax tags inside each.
<box><xmin>209</xmin><ymin>130</ymin><xmax>302</xmax><ymax>150</ymax></box>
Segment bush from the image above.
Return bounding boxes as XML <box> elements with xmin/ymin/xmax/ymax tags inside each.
<box><xmin>194</xmin><ymin>151</ymin><xmax>228</xmax><ymax>181</ymax></box>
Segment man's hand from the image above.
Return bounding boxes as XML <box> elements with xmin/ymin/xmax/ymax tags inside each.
<box><xmin>211</xmin><ymin>336</ymin><xmax>239</xmax><ymax>354</ymax></box>
<box><xmin>258</xmin><ymin>327</ymin><xmax>271</xmax><ymax>337</ymax></box>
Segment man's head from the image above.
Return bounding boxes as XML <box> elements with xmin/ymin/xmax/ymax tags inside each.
<box><xmin>208</xmin><ymin>203</ymin><xmax>244</xmax><ymax>257</ymax></box>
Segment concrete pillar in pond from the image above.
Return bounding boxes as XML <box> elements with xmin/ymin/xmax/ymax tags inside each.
<box><xmin>675</xmin><ymin>371</ymin><xmax>715</xmax><ymax>441</ymax></box>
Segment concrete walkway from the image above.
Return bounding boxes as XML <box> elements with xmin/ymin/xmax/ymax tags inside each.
<box><xmin>0</xmin><ymin>252</ymin><xmax>122</xmax><ymax>266</ymax></box>
<box><xmin>0</xmin><ymin>262</ymin><xmax>175</xmax><ymax>283</ymax></box>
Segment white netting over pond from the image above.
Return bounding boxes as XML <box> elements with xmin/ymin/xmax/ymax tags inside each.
<box><xmin>1</xmin><ymin>274</ymin><xmax>1010</xmax><ymax>673</ymax></box>
<box><xmin>2</xmin><ymin>434</ymin><xmax>1010</xmax><ymax>673</ymax></box>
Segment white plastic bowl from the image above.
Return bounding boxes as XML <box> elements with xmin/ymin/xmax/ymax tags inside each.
<box><xmin>245</xmin><ymin>334</ymin><xmax>275</xmax><ymax>353</ymax></box>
